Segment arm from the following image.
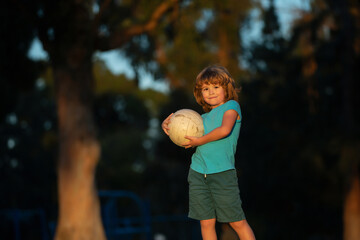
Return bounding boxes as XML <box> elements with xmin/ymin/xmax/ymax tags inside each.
<box><xmin>183</xmin><ymin>109</ymin><xmax>239</xmax><ymax>149</ymax></box>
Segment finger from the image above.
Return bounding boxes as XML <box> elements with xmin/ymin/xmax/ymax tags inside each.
<box><xmin>162</xmin><ymin>121</ymin><xmax>168</xmax><ymax>127</ymax></box>
<box><xmin>182</xmin><ymin>142</ymin><xmax>191</xmax><ymax>148</ymax></box>
<box><xmin>162</xmin><ymin>122</ymin><xmax>169</xmax><ymax>129</ymax></box>
<box><xmin>165</xmin><ymin>113</ymin><xmax>174</xmax><ymax>121</ymax></box>
<box><xmin>162</xmin><ymin>114</ymin><xmax>173</xmax><ymax>129</ymax></box>
<box><xmin>161</xmin><ymin>122</ymin><xmax>170</xmax><ymax>134</ymax></box>
<box><xmin>162</xmin><ymin>113</ymin><xmax>173</xmax><ymax>124</ymax></box>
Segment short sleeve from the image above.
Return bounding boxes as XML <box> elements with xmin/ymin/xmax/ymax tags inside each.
<box><xmin>224</xmin><ymin>100</ymin><xmax>241</xmax><ymax>121</ymax></box>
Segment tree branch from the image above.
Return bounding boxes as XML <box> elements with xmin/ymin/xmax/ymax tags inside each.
<box><xmin>96</xmin><ymin>0</ymin><xmax>177</xmax><ymax>51</ymax></box>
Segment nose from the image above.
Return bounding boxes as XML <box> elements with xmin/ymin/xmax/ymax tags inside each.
<box><xmin>209</xmin><ymin>87</ymin><xmax>214</xmax><ymax>94</ymax></box>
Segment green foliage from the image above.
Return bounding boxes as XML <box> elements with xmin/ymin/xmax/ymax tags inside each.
<box><xmin>93</xmin><ymin>58</ymin><xmax>169</xmax><ymax>116</ymax></box>
<box><xmin>93</xmin><ymin>59</ymin><xmax>138</xmax><ymax>95</ymax></box>
<box><xmin>119</xmin><ymin>0</ymin><xmax>253</xmax><ymax>90</ymax></box>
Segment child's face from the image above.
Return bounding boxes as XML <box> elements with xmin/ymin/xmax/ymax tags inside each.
<box><xmin>201</xmin><ymin>83</ymin><xmax>226</xmax><ymax>109</ymax></box>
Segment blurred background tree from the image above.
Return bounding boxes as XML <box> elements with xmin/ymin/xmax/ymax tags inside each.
<box><xmin>1</xmin><ymin>0</ymin><xmax>359</xmax><ymax>239</ymax></box>
<box><xmin>3</xmin><ymin>0</ymin><xmax>178</xmax><ymax>239</ymax></box>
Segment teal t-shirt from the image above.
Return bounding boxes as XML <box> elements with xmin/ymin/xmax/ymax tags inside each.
<box><xmin>190</xmin><ymin>100</ymin><xmax>242</xmax><ymax>174</ymax></box>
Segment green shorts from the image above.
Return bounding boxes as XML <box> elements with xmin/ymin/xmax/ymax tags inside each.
<box><xmin>188</xmin><ymin>168</ymin><xmax>246</xmax><ymax>223</ymax></box>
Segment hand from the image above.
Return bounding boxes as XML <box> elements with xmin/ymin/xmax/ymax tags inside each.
<box><xmin>183</xmin><ymin>136</ymin><xmax>202</xmax><ymax>149</ymax></box>
<box><xmin>161</xmin><ymin>113</ymin><xmax>173</xmax><ymax>136</ymax></box>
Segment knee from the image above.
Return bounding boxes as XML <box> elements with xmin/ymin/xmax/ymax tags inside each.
<box><xmin>229</xmin><ymin>219</ymin><xmax>248</xmax><ymax>231</ymax></box>
<box><xmin>200</xmin><ymin>219</ymin><xmax>216</xmax><ymax>230</ymax></box>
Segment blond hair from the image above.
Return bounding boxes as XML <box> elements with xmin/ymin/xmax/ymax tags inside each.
<box><xmin>194</xmin><ymin>65</ymin><xmax>239</xmax><ymax>112</ymax></box>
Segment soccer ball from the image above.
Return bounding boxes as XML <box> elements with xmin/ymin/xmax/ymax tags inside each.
<box><xmin>168</xmin><ymin>109</ymin><xmax>204</xmax><ymax>147</ymax></box>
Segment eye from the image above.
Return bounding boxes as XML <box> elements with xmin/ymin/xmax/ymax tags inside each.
<box><xmin>202</xmin><ymin>87</ymin><xmax>208</xmax><ymax>91</ymax></box>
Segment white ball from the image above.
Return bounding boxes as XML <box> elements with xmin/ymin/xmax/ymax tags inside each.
<box><xmin>168</xmin><ymin>109</ymin><xmax>204</xmax><ymax>147</ymax></box>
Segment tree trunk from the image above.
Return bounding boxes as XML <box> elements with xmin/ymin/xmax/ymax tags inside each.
<box><xmin>38</xmin><ymin>1</ymin><xmax>107</xmax><ymax>239</ymax></box>
<box><xmin>53</xmin><ymin>58</ymin><xmax>106</xmax><ymax>240</ymax></box>
<box><xmin>343</xmin><ymin>173</ymin><xmax>360</xmax><ymax>240</ymax></box>
<box><xmin>41</xmin><ymin>1</ymin><xmax>176</xmax><ymax>238</ymax></box>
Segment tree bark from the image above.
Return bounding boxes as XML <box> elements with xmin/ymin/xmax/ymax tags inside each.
<box><xmin>53</xmin><ymin>56</ymin><xmax>106</xmax><ymax>240</ymax></box>
<box><xmin>343</xmin><ymin>173</ymin><xmax>360</xmax><ymax>240</ymax></box>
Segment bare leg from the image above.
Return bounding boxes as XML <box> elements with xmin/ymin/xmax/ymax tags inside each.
<box><xmin>229</xmin><ymin>219</ymin><xmax>255</xmax><ymax>240</ymax></box>
<box><xmin>200</xmin><ymin>218</ymin><xmax>217</xmax><ymax>240</ymax></box>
